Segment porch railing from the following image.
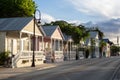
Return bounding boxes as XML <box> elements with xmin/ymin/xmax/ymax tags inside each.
<box><xmin>54</xmin><ymin>51</ymin><xmax>63</xmax><ymax>62</ymax></box>
<box><xmin>12</xmin><ymin>51</ymin><xmax>44</xmax><ymax>68</ymax></box>
<box><xmin>21</xmin><ymin>51</ymin><xmax>44</xmax><ymax>58</ymax></box>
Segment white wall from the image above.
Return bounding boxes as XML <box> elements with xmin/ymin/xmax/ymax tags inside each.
<box><xmin>0</xmin><ymin>32</ymin><xmax>6</xmax><ymax>52</ymax></box>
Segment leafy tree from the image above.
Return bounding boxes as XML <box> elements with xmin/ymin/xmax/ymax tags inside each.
<box><xmin>71</xmin><ymin>27</ymin><xmax>81</xmax><ymax>43</ymax></box>
<box><xmin>0</xmin><ymin>0</ymin><xmax>36</xmax><ymax>18</ymax></box>
<box><xmin>43</xmin><ymin>21</ymin><xmax>90</xmax><ymax>60</ymax></box>
<box><xmin>89</xmin><ymin>27</ymin><xmax>104</xmax><ymax>39</ymax></box>
<box><xmin>95</xmin><ymin>28</ymin><xmax>104</xmax><ymax>39</ymax></box>
<box><xmin>51</xmin><ymin>21</ymin><xmax>73</xmax><ymax>35</ymax></box>
<box><xmin>77</xmin><ymin>25</ymin><xmax>89</xmax><ymax>43</ymax></box>
<box><xmin>111</xmin><ymin>46</ymin><xmax>120</xmax><ymax>56</ymax></box>
<box><xmin>44</xmin><ymin>21</ymin><xmax>89</xmax><ymax>44</ymax></box>
<box><xmin>99</xmin><ymin>40</ymin><xmax>107</xmax><ymax>49</ymax></box>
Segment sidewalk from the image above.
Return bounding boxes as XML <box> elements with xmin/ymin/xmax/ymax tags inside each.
<box><xmin>0</xmin><ymin>63</ymin><xmax>58</xmax><ymax>79</ymax></box>
<box><xmin>0</xmin><ymin>61</ymin><xmax>76</xmax><ymax>79</ymax></box>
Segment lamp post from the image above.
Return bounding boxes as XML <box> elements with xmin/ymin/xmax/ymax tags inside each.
<box><xmin>31</xmin><ymin>9</ymin><xmax>41</xmax><ymax>67</ymax></box>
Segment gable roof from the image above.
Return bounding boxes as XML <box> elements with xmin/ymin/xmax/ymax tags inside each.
<box><xmin>42</xmin><ymin>25</ymin><xmax>64</xmax><ymax>40</ymax></box>
<box><xmin>42</xmin><ymin>26</ymin><xmax>57</xmax><ymax>37</ymax></box>
<box><xmin>89</xmin><ymin>31</ymin><xmax>98</xmax><ymax>38</ymax></box>
<box><xmin>85</xmin><ymin>31</ymin><xmax>99</xmax><ymax>45</ymax></box>
<box><xmin>0</xmin><ymin>17</ymin><xmax>33</xmax><ymax>31</ymax></box>
<box><xmin>63</xmin><ymin>33</ymin><xmax>73</xmax><ymax>41</ymax></box>
<box><xmin>102</xmin><ymin>38</ymin><xmax>113</xmax><ymax>45</ymax></box>
<box><xmin>103</xmin><ymin>39</ymin><xmax>109</xmax><ymax>42</ymax></box>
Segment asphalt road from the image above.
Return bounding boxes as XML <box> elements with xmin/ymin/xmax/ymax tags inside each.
<box><xmin>3</xmin><ymin>57</ymin><xmax>120</xmax><ymax>80</ymax></box>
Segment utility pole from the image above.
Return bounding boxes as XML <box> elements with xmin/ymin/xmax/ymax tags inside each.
<box><xmin>117</xmin><ymin>36</ymin><xmax>120</xmax><ymax>55</ymax></box>
<box><xmin>117</xmin><ymin>36</ymin><xmax>119</xmax><ymax>46</ymax></box>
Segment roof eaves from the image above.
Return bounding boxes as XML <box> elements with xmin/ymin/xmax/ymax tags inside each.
<box><xmin>57</xmin><ymin>26</ymin><xmax>65</xmax><ymax>40</ymax></box>
<box><xmin>19</xmin><ymin>17</ymin><xmax>33</xmax><ymax>31</ymax></box>
<box><xmin>39</xmin><ymin>26</ymin><xmax>46</xmax><ymax>36</ymax></box>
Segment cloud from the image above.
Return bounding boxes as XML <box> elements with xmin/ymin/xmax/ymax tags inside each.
<box><xmin>83</xmin><ymin>19</ymin><xmax>120</xmax><ymax>44</ymax></box>
<box><xmin>67</xmin><ymin>20</ymin><xmax>81</xmax><ymax>25</ymax></box>
<box><xmin>98</xmin><ymin>19</ymin><xmax>120</xmax><ymax>34</ymax></box>
<box><xmin>41</xmin><ymin>13</ymin><xmax>56</xmax><ymax>24</ymax></box>
<box><xmin>67</xmin><ymin>0</ymin><xmax>120</xmax><ymax>19</ymax></box>
<box><xmin>98</xmin><ymin>19</ymin><xmax>120</xmax><ymax>44</ymax></box>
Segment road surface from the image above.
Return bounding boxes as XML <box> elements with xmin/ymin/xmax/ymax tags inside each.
<box><xmin>2</xmin><ymin>57</ymin><xmax>120</xmax><ymax>80</ymax></box>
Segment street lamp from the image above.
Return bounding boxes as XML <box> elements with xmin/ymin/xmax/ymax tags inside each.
<box><xmin>31</xmin><ymin>9</ymin><xmax>41</xmax><ymax>67</ymax></box>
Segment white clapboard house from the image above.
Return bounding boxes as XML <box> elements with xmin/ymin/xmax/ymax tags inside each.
<box><xmin>42</xmin><ymin>26</ymin><xmax>64</xmax><ymax>62</ymax></box>
<box><xmin>85</xmin><ymin>31</ymin><xmax>100</xmax><ymax>58</ymax></box>
<box><xmin>0</xmin><ymin>17</ymin><xmax>45</xmax><ymax>68</ymax></box>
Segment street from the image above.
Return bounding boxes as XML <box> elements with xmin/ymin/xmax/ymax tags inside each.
<box><xmin>2</xmin><ymin>57</ymin><xmax>120</xmax><ymax>80</ymax></box>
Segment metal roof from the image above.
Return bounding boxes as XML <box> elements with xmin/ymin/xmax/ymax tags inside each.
<box><xmin>102</xmin><ymin>39</ymin><xmax>113</xmax><ymax>45</ymax></box>
<box><xmin>89</xmin><ymin>31</ymin><xmax>98</xmax><ymax>38</ymax></box>
<box><xmin>85</xmin><ymin>31</ymin><xmax>98</xmax><ymax>45</ymax></box>
<box><xmin>103</xmin><ymin>39</ymin><xmax>109</xmax><ymax>42</ymax></box>
<box><xmin>42</xmin><ymin>26</ymin><xmax>58</xmax><ymax>37</ymax></box>
<box><xmin>42</xmin><ymin>25</ymin><xmax>65</xmax><ymax>40</ymax></box>
<box><xmin>63</xmin><ymin>33</ymin><xmax>72</xmax><ymax>41</ymax></box>
<box><xmin>0</xmin><ymin>17</ymin><xmax>33</xmax><ymax>31</ymax></box>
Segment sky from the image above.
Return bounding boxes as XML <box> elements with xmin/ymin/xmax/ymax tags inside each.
<box><xmin>34</xmin><ymin>0</ymin><xmax>120</xmax><ymax>44</ymax></box>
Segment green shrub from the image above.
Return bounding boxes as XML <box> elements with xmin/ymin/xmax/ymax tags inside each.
<box><xmin>0</xmin><ymin>51</ymin><xmax>10</xmax><ymax>65</ymax></box>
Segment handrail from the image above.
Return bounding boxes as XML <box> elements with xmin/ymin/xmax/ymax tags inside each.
<box><xmin>12</xmin><ymin>52</ymin><xmax>22</xmax><ymax>68</ymax></box>
<box><xmin>12</xmin><ymin>51</ymin><xmax>44</xmax><ymax>68</ymax></box>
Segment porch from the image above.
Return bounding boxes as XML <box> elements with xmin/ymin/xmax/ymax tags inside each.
<box><xmin>64</xmin><ymin>41</ymin><xmax>77</xmax><ymax>61</ymax></box>
<box><xmin>44</xmin><ymin>37</ymin><xmax>64</xmax><ymax>62</ymax></box>
<box><xmin>6</xmin><ymin>31</ymin><xmax>44</xmax><ymax>68</ymax></box>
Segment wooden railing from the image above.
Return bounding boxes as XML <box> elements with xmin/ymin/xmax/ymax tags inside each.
<box><xmin>12</xmin><ymin>51</ymin><xmax>44</xmax><ymax>68</ymax></box>
<box><xmin>54</xmin><ymin>51</ymin><xmax>64</xmax><ymax>62</ymax></box>
<box><xmin>21</xmin><ymin>51</ymin><xmax>44</xmax><ymax>58</ymax></box>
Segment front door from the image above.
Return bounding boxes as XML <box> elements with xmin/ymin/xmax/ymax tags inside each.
<box><xmin>7</xmin><ymin>39</ymin><xmax>17</xmax><ymax>56</ymax></box>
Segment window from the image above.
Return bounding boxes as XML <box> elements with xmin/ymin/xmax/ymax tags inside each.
<box><xmin>7</xmin><ymin>38</ymin><xmax>12</xmax><ymax>52</ymax></box>
<box><xmin>55</xmin><ymin>40</ymin><xmax>58</xmax><ymax>51</ymax></box>
<box><xmin>60</xmin><ymin>41</ymin><xmax>62</xmax><ymax>51</ymax></box>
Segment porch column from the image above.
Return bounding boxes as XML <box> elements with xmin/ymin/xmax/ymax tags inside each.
<box><xmin>12</xmin><ymin>32</ymin><xmax>22</xmax><ymax>68</ymax></box>
<box><xmin>66</xmin><ymin>42</ymin><xmax>69</xmax><ymax>60</ymax></box>
<box><xmin>51</xmin><ymin>38</ymin><xmax>53</xmax><ymax>54</ymax></box>
<box><xmin>62</xmin><ymin>40</ymin><xmax>63</xmax><ymax>51</ymax></box>
<box><xmin>19</xmin><ymin>32</ymin><xmax>23</xmax><ymax>52</ymax></box>
<box><xmin>54</xmin><ymin>39</ymin><xmax>56</xmax><ymax>51</ymax></box>
<box><xmin>42</xmin><ymin>36</ymin><xmax>44</xmax><ymax>51</ymax></box>
<box><xmin>35</xmin><ymin>36</ymin><xmax>38</xmax><ymax>51</ymax></box>
<box><xmin>28</xmin><ymin>34</ymin><xmax>31</xmax><ymax>51</ymax></box>
<box><xmin>58</xmin><ymin>40</ymin><xmax>60</xmax><ymax>51</ymax></box>
<box><xmin>70</xmin><ymin>41</ymin><xmax>72</xmax><ymax>60</ymax></box>
<box><xmin>71</xmin><ymin>42</ymin><xmax>73</xmax><ymax>51</ymax></box>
